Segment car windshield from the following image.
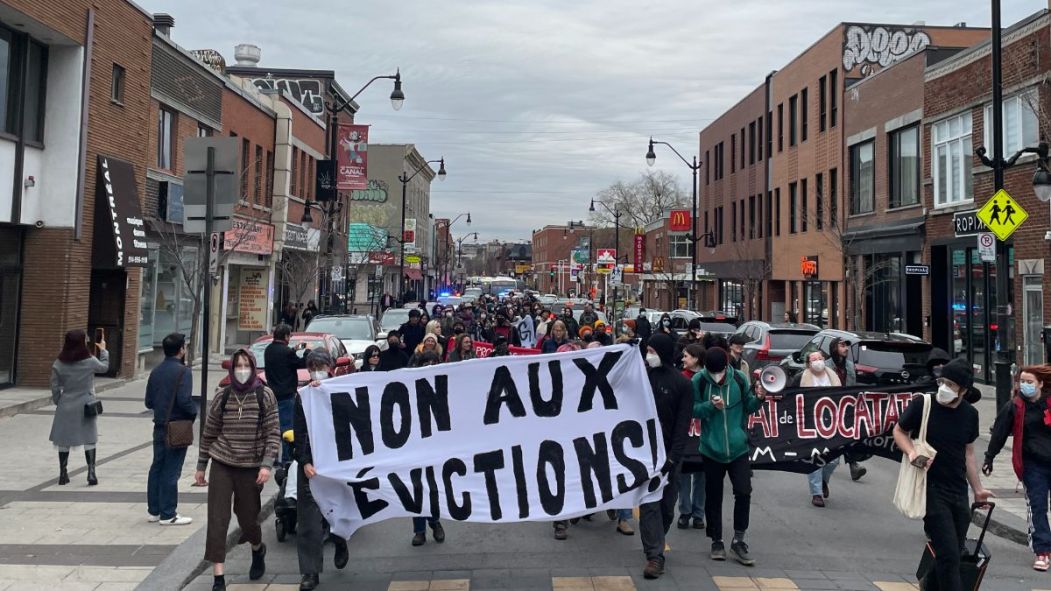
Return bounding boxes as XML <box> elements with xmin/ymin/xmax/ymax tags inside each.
<box><xmin>381</xmin><ymin>309</ymin><xmax>412</xmax><ymax>330</ymax></box>
<box><xmin>770</xmin><ymin>330</ymin><xmax>819</xmax><ymax>350</ymax></box>
<box><xmin>306</xmin><ymin>317</ymin><xmax>373</xmax><ymax>340</ymax></box>
<box><xmin>249</xmin><ymin>337</ymin><xmax>325</xmax><ymax>369</ymax></box>
<box><xmin>856</xmin><ymin>342</ymin><xmax>933</xmax><ymax>368</ymax></box>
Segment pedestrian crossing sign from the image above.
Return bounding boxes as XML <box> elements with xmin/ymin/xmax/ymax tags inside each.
<box><xmin>976</xmin><ymin>189</ymin><xmax>1028</xmax><ymax>241</ymax></box>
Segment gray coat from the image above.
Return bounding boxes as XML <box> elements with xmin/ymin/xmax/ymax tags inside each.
<box><xmin>49</xmin><ymin>350</ymin><xmax>108</xmax><ymax>447</ymax></box>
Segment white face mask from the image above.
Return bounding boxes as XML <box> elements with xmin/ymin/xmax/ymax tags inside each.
<box><xmin>936</xmin><ymin>384</ymin><xmax>958</xmax><ymax>405</ymax></box>
<box><xmin>234</xmin><ymin>368</ymin><xmax>253</xmax><ymax>384</ymax></box>
<box><xmin>810</xmin><ymin>359</ymin><xmax>825</xmax><ymax>373</ymax></box>
<box><xmin>709</xmin><ymin>370</ymin><xmax>726</xmax><ymax>383</ymax></box>
<box><xmin>310</xmin><ymin>370</ymin><xmax>329</xmax><ymax>381</ymax></box>
<box><xmin>645</xmin><ymin>353</ymin><xmax>661</xmax><ymax>368</ymax></box>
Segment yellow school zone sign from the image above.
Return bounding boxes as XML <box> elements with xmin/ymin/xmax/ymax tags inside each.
<box><xmin>976</xmin><ymin>189</ymin><xmax>1028</xmax><ymax>241</ymax></box>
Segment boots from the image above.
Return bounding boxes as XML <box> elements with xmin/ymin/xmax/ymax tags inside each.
<box><xmin>85</xmin><ymin>449</ymin><xmax>98</xmax><ymax>486</ymax></box>
<box><xmin>58</xmin><ymin>452</ymin><xmax>70</xmax><ymax>485</ymax></box>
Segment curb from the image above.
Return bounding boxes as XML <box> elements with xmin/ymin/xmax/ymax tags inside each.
<box><xmin>0</xmin><ymin>376</ymin><xmax>133</xmax><ymax>419</ymax></box>
<box><xmin>138</xmin><ymin>486</ymin><xmax>279</xmax><ymax>591</ymax></box>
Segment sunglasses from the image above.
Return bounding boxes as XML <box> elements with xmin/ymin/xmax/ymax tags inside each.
<box><xmin>369</xmin><ymin>353</ymin><xmax>380</xmax><ymax>358</ymax></box>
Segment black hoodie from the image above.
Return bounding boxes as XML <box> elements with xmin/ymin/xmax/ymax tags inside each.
<box><xmin>646</xmin><ymin>333</ymin><xmax>693</xmax><ymax>466</ymax></box>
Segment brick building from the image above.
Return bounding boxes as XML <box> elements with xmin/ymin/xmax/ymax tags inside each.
<box><xmin>532</xmin><ymin>224</ymin><xmax>590</xmax><ymax>296</ymax></box>
<box><xmin>922</xmin><ymin>9</ymin><xmax>1051</xmax><ymax>382</ymax></box>
<box><xmin>1</xmin><ymin>0</ymin><xmax>154</xmax><ymax>386</ymax></box>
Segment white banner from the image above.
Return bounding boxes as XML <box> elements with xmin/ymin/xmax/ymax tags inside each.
<box><xmin>517</xmin><ymin>315</ymin><xmax>537</xmax><ymax>348</ymax></box>
<box><xmin>301</xmin><ymin>344</ymin><xmax>667</xmax><ymax>538</ymax></box>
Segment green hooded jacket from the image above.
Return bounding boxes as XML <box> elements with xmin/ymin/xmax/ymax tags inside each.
<box><xmin>692</xmin><ymin>368</ymin><xmax>760</xmax><ymax>463</ymax></box>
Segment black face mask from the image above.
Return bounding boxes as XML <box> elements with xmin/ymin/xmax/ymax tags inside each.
<box><xmin>454</xmin><ymin>328</ymin><xmax>465</xmax><ymax>335</ymax></box>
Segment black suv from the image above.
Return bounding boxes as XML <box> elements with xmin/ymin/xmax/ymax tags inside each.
<box><xmin>735</xmin><ymin>321</ymin><xmax>822</xmax><ymax>369</ymax></box>
<box><xmin>778</xmin><ymin>329</ymin><xmax>933</xmax><ymax>386</ymax></box>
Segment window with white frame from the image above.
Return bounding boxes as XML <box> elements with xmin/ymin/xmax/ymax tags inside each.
<box><xmin>669</xmin><ymin>234</ymin><xmax>693</xmax><ymax>258</ymax></box>
<box><xmin>983</xmin><ymin>91</ymin><xmax>1039</xmax><ymax>157</ymax></box>
<box><xmin>932</xmin><ymin>112</ymin><xmax>973</xmax><ymax>207</ymax></box>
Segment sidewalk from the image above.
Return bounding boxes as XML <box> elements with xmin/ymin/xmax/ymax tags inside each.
<box><xmin>972</xmin><ymin>383</ymin><xmax>1031</xmax><ymax>546</ymax></box>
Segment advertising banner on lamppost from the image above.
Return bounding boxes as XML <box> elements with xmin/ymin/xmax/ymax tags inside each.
<box><xmin>336</xmin><ymin>124</ymin><xmax>369</xmax><ymax>190</ymax></box>
<box><xmin>633</xmin><ymin>233</ymin><xmax>645</xmax><ymax>269</ymax></box>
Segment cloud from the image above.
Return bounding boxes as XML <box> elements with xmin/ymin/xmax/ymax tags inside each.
<box><xmin>139</xmin><ymin>0</ymin><xmax>1039</xmax><ymax>241</ymax></box>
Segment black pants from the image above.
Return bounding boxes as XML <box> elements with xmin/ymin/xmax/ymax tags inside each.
<box><xmin>702</xmin><ymin>454</ymin><xmax>751</xmax><ymax>542</ymax></box>
<box><xmin>639</xmin><ymin>469</ymin><xmax>679</xmax><ymax>561</ymax></box>
<box><xmin>297</xmin><ymin>463</ymin><xmax>347</xmax><ymax>576</ymax></box>
<box><xmin>922</xmin><ymin>485</ymin><xmax>970</xmax><ymax>591</ymax></box>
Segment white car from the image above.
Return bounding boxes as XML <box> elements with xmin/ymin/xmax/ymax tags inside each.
<box><xmin>304</xmin><ymin>315</ymin><xmax>383</xmax><ymax>369</ymax></box>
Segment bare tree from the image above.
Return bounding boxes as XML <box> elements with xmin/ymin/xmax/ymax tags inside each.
<box><xmin>590</xmin><ymin>170</ymin><xmax>687</xmax><ymax>229</ymax></box>
<box><xmin>724</xmin><ymin>238</ymin><xmax>772</xmax><ymax>321</ymax></box>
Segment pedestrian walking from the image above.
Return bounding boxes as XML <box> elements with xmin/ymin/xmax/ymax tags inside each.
<box><xmin>301</xmin><ymin>300</ymin><xmax>319</xmax><ymax>328</ymax></box>
<box><xmin>412</xmin><ymin>332</ymin><xmax>443</xmax><ymax>362</ymax></box>
<box><xmin>559</xmin><ymin>307</ymin><xmax>580</xmax><ymax>341</ymax></box>
<box><xmin>379</xmin><ymin>330</ymin><xmax>409</xmax><ymax>371</ymax></box>
<box><xmin>280</xmin><ymin>303</ymin><xmax>299</xmax><ymax>331</ymax></box>
<box><xmin>892</xmin><ymin>358</ymin><xmax>993</xmax><ymax>591</ymax></box>
<box><xmin>727</xmin><ymin>333</ymin><xmax>751</xmax><ymax>378</ymax></box>
<box><xmin>294</xmin><ymin>350</ymin><xmax>349</xmax><ymax>590</ymax></box>
<box><xmin>50</xmin><ymin>329</ymin><xmax>108</xmax><ymax>486</ymax></box>
<box><xmin>578</xmin><ymin>302</ymin><xmax>598</xmax><ymax>328</ymax></box>
<box><xmin>541</xmin><ymin>320</ymin><xmax>570</xmax><ymax>354</ymax></box>
<box><xmin>144</xmin><ymin>333</ymin><xmax>197</xmax><ymax>525</ymax></box>
<box><xmin>399</xmin><ymin>309</ymin><xmax>426</xmax><ymax>353</ymax></box>
<box><xmin>447</xmin><ymin>334</ymin><xmax>476</xmax><ymax>362</ymax></box>
<box><xmin>638</xmin><ymin>334</ymin><xmax>692</xmax><ymax>579</ymax></box>
<box><xmin>264</xmin><ymin>324</ymin><xmax>309</xmax><ymax>461</ymax></box>
<box><xmin>655</xmin><ymin>313</ymin><xmax>674</xmax><ymax>337</ymax></box>
<box><xmin>635</xmin><ymin>308</ymin><xmax>652</xmax><ymax>346</ymax></box>
<box><xmin>408</xmin><ymin>351</ymin><xmax>446</xmax><ymax>546</ymax></box>
<box><xmin>674</xmin><ymin>318</ymin><xmax>704</xmax><ymax>369</ymax></box>
<box><xmin>799</xmin><ymin>350</ymin><xmax>842</xmax><ymax>507</ymax></box>
<box><xmin>678</xmin><ymin>343</ymin><xmax>706</xmax><ymax>530</ymax></box>
<box><xmin>693</xmin><ymin>347</ymin><xmax>764</xmax><ymax>566</ymax></box>
<box><xmin>196</xmin><ymin>349</ymin><xmax>281</xmax><ymax>591</ymax></box>
<box><xmin>984</xmin><ymin>365</ymin><xmax>1051</xmax><ymax>571</ymax></box>
<box><xmin>828</xmin><ymin>337</ymin><xmax>867</xmax><ymax>483</ymax></box>
<box><xmin>360</xmin><ymin>345</ymin><xmax>383</xmax><ymax>372</ymax></box>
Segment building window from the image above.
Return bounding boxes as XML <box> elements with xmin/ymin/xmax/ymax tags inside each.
<box><xmin>197</xmin><ymin>123</ymin><xmax>212</xmax><ymax>137</ymax></box>
<box><xmin>829</xmin><ymin>168</ymin><xmax>838</xmax><ymax>228</ymax></box>
<box><xmin>265</xmin><ymin>150</ymin><xmax>274</xmax><ymax>207</ymax></box>
<box><xmin>669</xmin><ymin>234</ymin><xmax>693</xmax><ymax>258</ymax></box>
<box><xmin>932</xmin><ymin>112</ymin><xmax>973</xmax><ymax>207</ymax></box>
<box><xmin>748</xmin><ymin>195</ymin><xmax>755</xmax><ymax>239</ymax></box>
<box><xmin>739</xmin><ymin>199</ymin><xmax>745</xmax><ymax>240</ymax></box>
<box><xmin>749</xmin><ymin>121</ymin><xmax>756</xmax><ymax>165</ymax></box>
<box><xmin>801</xmin><ymin>178</ymin><xmax>808</xmax><ymax>232</ymax></box>
<box><xmin>716</xmin><ymin>206</ymin><xmax>724</xmax><ymax>245</ymax></box>
<box><xmin>731</xmin><ymin>134</ymin><xmax>736</xmax><ymax>173</ymax></box>
<box><xmin>850</xmin><ymin>140</ymin><xmax>874</xmax><ymax>214</ymax></box>
<box><xmin>111</xmin><ymin>63</ymin><xmax>125</xmax><ymax>104</ymax></box>
<box><xmin>819</xmin><ymin>75</ymin><xmax>827</xmax><ymax>132</ymax></box>
<box><xmin>731</xmin><ymin>202</ymin><xmax>737</xmax><ymax>242</ymax></box>
<box><xmin>789</xmin><ymin>182</ymin><xmax>798</xmax><ymax>234</ymax></box>
<box><xmin>21</xmin><ymin>40</ymin><xmax>47</xmax><ymax>144</ymax></box>
<box><xmin>758</xmin><ymin>193</ymin><xmax>764</xmax><ymax>238</ymax></box>
<box><xmin>829</xmin><ymin>69</ymin><xmax>838</xmax><ymax>127</ymax></box>
<box><xmin>705</xmin><ymin>150</ymin><xmax>710</xmax><ymax>185</ymax></box>
<box><xmin>0</xmin><ymin>29</ymin><xmax>49</xmax><ymax>143</ymax></box>
<box><xmin>704</xmin><ymin>210</ymin><xmax>709</xmax><ymax>236</ymax></box>
<box><xmin>775</xmin><ymin>188</ymin><xmax>781</xmax><ymax>236</ymax></box>
<box><xmin>766</xmin><ymin>111</ymin><xmax>773</xmax><ymax>157</ymax></box>
<box><xmin>254</xmin><ymin>145</ymin><xmax>263</xmax><ymax>204</ymax></box>
<box><xmin>241</xmin><ymin>138</ymin><xmax>250</xmax><ymax>199</ymax></box>
<box><xmin>815</xmin><ymin>172</ymin><xmax>824</xmax><ymax>230</ymax></box>
<box><xmin>801</xmin><ymin>87</ymin><xmax>808</xmax><ymax>142</ymax></box>
<box><xmin>889</xmin><ymin>125</ymin><xmax>920</xmax><ymax>208</ymax></box>
<box><xmin>157</xmin><ymin>107</ymin><xmax>174</xmax><ymax>170</ymax></box>
<box><xmin>789</xmin><ymin>94</ymin><xmax>798</xmax><ymax>147</ymax></box>
<box><xmin>757</xmin><ymin>116</ymin><xmax>764</xmax><ymax>160</ymax></box>
<box><xmin>740</xmin><ymin>128</ymin><xmax>745</xmax><ymax>167</ymax></box>
<box><xmin>291</xmin><ymin>147</ymin><xmax>299</xmax><ymax>196</ymax></box>
<box><xmin>983</xmin><ymin>91</ymin><xmax>1039</xmax><ymax>158</ymax></box>
<box><xmin>777</xmin><ymin>103</ymin><xmax>784</xmax><ymax>152</ymax></box>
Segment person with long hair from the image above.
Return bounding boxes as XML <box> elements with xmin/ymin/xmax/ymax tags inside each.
<box><xmin>50</xmin><ymin>329</ymin><xmax>109</xmax><ymax>486</ymax></box>
<box><xmin>196</xmin><ymin>349</ymin><xmax>281</xmax><ymax>591</ymax></box>
<box><xmin>447</xmin><ymin>334</ymin><xmax>475</xmax><ymax>362</ymax></box>
<box><xmin>985</xmin><ymin>364</ymin><xmax>1051</xmax><ymax>571</ymax></box>
<box><xmin>678</xmin><ymin>343</ymin><xmax>706</xmax><ymax>530</ymax></box>
<box><xmin>541</xmin><ymin>320</ymin><xmax>569</xmax><ymax>354</ymax></box>
<box><xmin>360</xmin><ymin>344</ymin><xmax>383</xmax><ymax>372</ymax></box>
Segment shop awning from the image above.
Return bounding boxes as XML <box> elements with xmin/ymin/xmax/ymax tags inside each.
<box><xmin>93</xmin><ymin>155</ymin><xmax>149</xmax><ymax>269</ymax></box>
<box><xmin>405</xmin><ymin>268</ymin><xmax>423</xmax><ymax>281</ymax></box>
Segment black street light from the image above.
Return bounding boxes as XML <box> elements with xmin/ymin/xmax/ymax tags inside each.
<box><xmin>440</xmin><ymin>213</ymin><xmax>471</xmax><ymax>290</ymax></box>
<box><xmin>590</xmin><ymin>199</ymin><xmax>622</xmax><ymax>309</ymax></box>
<box><xmin>647</xmin><ymin>137</ymin><xmax>702</xmax><ymax>311</ymax></box>
<box><xmin>398</xmin><ymin>158</ymin><xmax>447</xmax><ymax>303</ymax></box>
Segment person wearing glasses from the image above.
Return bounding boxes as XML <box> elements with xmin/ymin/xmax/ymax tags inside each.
<box><xmin>360</xmin><ymin>345</ymin><xmax>383</xmax><ymax>372</ymax></box>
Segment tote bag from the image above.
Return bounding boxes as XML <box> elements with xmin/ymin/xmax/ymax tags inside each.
<box><xmin>893</xmin><ymin>394</ymin><xmax>936</xmax><ymax>519</ymax></box>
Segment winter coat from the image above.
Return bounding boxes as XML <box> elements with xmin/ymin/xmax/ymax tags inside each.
<box><xmin>49</xmin><ymin>350</ymin><xmax>109</xmax><ymax>447</ymax></box>
<box><xmin>799</xmin><ymin>368</ymin><xmax>842</xmax><ymax>388</ymax></box>
<box><xmin>987</xmin><ymin>394</ymin><xmax>1051</xmax><ymax>480</ymax></box>
<box><xmin>692</xmin><ymin>366</ymin><xmax>760</xmax><ymax>463</ymax></box>
<box><xmin>646</xmin><ymin>334</ymin><xmax>693</xmax><ymax>466</ymax></box>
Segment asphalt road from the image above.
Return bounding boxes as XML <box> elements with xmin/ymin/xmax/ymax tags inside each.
<box><xmin>181</xmin><ymin>454</ymin><xmax>1050</xmax><ymax>591</ymax></box>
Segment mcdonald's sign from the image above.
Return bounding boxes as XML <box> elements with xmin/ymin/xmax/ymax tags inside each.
<box><xmin>669</xmin><ymin>209</ymin><xmax>691</xmax><ymax>232</ymax></box>
<box><xmin>633</xmin><ymin>233</ymin><xmax>645</xmax><ymax>269</ymax></box>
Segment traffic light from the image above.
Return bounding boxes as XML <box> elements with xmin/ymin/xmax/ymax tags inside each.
<box><xmin>549</xmin><ymin>265</ymin><xmax>555</xmax><ymax>280</ymax></box>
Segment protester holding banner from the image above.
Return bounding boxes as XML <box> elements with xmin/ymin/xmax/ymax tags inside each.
<box><xmin>541</xmin><ymin>320</ymin><xmax>570</xmax><ymax>354</ymax></box>
<box><xmin>892</xmin><ymin>358</ymin><xmax>993</xmax><ymax>591</ymax></box>
<box><xmin>447</xmin><ymin>334</ymin><xmax>476</xmax><ymax>362</ymax></box>
<box><xmin>984</xmin><ymin>365</ymin><xmax>1051</xmax><ymax>571</ymax></box>
<box><xmin>798</xmin><ymin>351</ymin><xmax>843</xmax><ymax>507</ymax></box>
<box><xmin>639</xmin><ymin>334</ymin><xmax>693</xmax><ymax>579</ymax></box>
<box><xmin>196</xmin><ymin>349</ymin><xmax>281</xmax><ymax>591</ymax></box>
<box><xmin>412</xmin><ymin>333</ymin><xmax>443</xmax><ymax>363</ymax></box>
<box><xmin>399</xmin><ymin>309</ymin><xmax>426</xmax><ymax>353</ymax></box>
<box><xmin>361</xmin><ymin>345</ymin><xmax>382</xmax><ymax>372</ymax></box>
<box><xmin>407</xmin><ymin>351</ymin><xmax>445</xmax><ymax>545</ymax></box>
<box><xmin>693</xmin><ymin>347</ymin><xmax>763</xmax><ymax>566</ymax></box>
<box><xmin>678</xmin><ymin>343</ymin><xmax>706</xmax><ymax>530</ymax></box>
<box><xmin>379</xmin><ymin>331</ymin><xmax>409</xmax><ymax>371</ymax></box>
<box><xmin>827</xmin><ymin>338</ymin><xmax>867</xmax><ymax>483</ymax></box>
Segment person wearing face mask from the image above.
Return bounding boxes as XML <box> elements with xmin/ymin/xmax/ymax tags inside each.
<box><xmin>292</xmin><ymin>350</ymin><xmax>349</xmax><ymax>590</ymax></box>
<box><xmin>799</xmin><ymin>351</ymin><xmax>842</xmax><ymax>507</ymax></box>
<box><xmin>674</xmin><ymin>318</ymin><xmax>705</xmax><ymax>369</ymax></box>
<box><xmin>637</xmin><ymin>333</ymin><xmax>693</xmax><ymax>579</ymax></box>
<box><xmin>379</xmin><ymin>330</ymin><xmax>409</xmax><ymax>371</ymax></box>
<box><xmin>984</xmin><ymin>365</ymin><xmax>1051</xmax><ymax>571</ymax></box>
<box><xmin>678</xmin><ymin>343</ymin><xmax>706</xmax><ymax>531</ymax></box>
<box><xmin>635</xmin><ymin>308</ymin><xmax>653</xmax><ymax>347</ymax></box>
<box><xmin>560</xmin><ymin>307</ymin><xmax>580</xmax><ymax>341</ymax></box>
<box><xmin>893</xmin><ymin>358</ymin><xmax>993</xmax><ymax>591</ymax></box>
<box><xmin>827</xmin><ymin>338</ymin><xmax>867</xmax><ymax>483</ymax></box>
<box><xmin>655</xmin><ymin>313</ymin><xmax>674</xmax><ymax>337</ymax></box>
<box><xmin>693</xmin><ymin>347</ymin><xmax>763</xmax><ymax>566</ymax></box>
<box><xmin>439</xmin><ymin>308</ymin><xmax>457</xmax><ymax>339</ymax></box>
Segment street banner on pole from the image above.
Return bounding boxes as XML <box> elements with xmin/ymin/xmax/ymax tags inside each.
<box><xmin>301</xmin><ymin>345</ymin><xmax>667</xmax><ymax>538</ymax></box>
<box><xmin>633</xmin><ymin>234</ymin><xmax>645</xmax><ymax>270</ymax></box>
<box><xmin>337</xmin><ymin>124</ymin><xmax>369</xmax><ymax>191</ymax></box>
<box><xmin>668</xmin><ymin>209</ymin><xmax>690</xmax><ymax>232</ymax></box>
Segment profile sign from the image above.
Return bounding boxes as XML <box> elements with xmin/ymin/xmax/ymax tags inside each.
<box><xmin>976</xmin><ymin>189</ymin><xmax>1028</xmax><ymax>241</ymax></box>
<box><xmin>183</xmin><ymin>137</ymin><xmax>240</xmax><ymax>234</ymax></box>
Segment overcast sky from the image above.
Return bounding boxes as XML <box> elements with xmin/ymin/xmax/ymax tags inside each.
<box><xmin>140</xmin><ymin>0</ymin><xmax>1040</xmax><ymax>243</ymax></box>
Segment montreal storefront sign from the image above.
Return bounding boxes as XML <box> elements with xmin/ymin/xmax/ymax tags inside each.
<box><xmin>93</xmin><ymin>155</ymin><xmax>149</xmax><ymax>269</ymax></box>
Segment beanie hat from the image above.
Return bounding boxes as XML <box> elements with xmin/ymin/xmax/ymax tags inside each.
<box><xmin>939</xmin><ymin>358</ymin><xmax>973</xmax><ymax>391</ymax></box>
<box><xmin>704</xmin><ymin>347</ymin><xmax>728</xmax><ymax>373</ymax></box>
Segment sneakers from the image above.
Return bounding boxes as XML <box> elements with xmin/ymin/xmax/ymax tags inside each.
<box><xmin>412</xmin><ymin>532</ymin><xmax>426</xmax><ymax>546</ymax></box>
<box><xmin>676</xmin><ymin>514</ymin><xmax>690</xmax><ymax>529</ymax></box>
<box><xmin>159</xmin><ymin>514</ymin><xmax>193</xmax><ymax>525</ymax></box>
<box><xmin>692</xmin><ymin>517</ymin><xmax>705</xmax><ymax>530</ymax></box>
<box><xmin>849</xmin><ymin>462</ymin><xmax>867</xmax><ymax>481</ymax></box>
<box><xmin>710</xmin><ymin>541</ymin><xmax>727</xmax><ymax>561</ymax></box>
<box><xmin>730</xmin><ymin>540</ymin><xmax>755</xmax><ymax>566</ymax></box>
<box><xmin>616</xmin><ymin>519</ymin><xmax>635</xmax><ymax>536</ymax></box>
<box><xmin>642</xmin><ymin>558</ymin><xmax>665</xmax><ymax>579</ymax></box>
<box><xmin>431</xmin><ymin>522</ymin><xmax>446</xmax><ymax>543</ymax></box>
<box><xmin>147</xmin><ymin>514</ymin><xmax>160</xmax><ymax>523</ymax></box>
<box><xmin>811</xmin><ymin>495</ymin><xmax>825</xmax><ymax>508</ymax></box>
<box><xmin>553</xmin><ymin>523</ymin><xmax>567</xmax><ymax>540</ymax></box>
<box><xmin>249</xmin><ymin>543</ymin><xmax>267</xmax><ymax>580</ymax></box>
<box><xmin>1035</xmin><ymin>553</ymin><xmax>1050</xmax><ymax>571</ymax></box>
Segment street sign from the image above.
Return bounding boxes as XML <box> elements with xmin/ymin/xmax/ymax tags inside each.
<box><xmin>208</xmin><ymin>232</ymin><xmax>220</xmax><ymax>275</ymax></box>
<box><xmin>330</xmin><ymin>266</ymin><xmax>344</xmax><ymax>282</ymax></box>
<box><xmin>596</xmin><ymin>249</ymin><xmax>616</xmax><ymax>263</ymax></box>
<box><xmin>978</xmin><ymin>232</ymin><xmax>996</xmax><ymax>262</ymax></box>
<box><xmin>952</xmin><ymin>209</ymin><xmax>988</xmax><ymax>237</ymax></box>
<box><xmin>183</xmin><ymin>137</ymin><xmax>239</xmax><ymax>234</ymax></box>
<box><xmin>976</xmin><ymin>189</ymin><xmax>1028</xmax><ymax>241</ymax></box>
<box><xmin>904</xmin><ymin>264</ymin><xmax>929</xmax><ymax>276</ymax></box>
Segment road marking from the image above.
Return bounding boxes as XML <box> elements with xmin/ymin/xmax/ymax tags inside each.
<box><xmin>553</xmin><ymin>576</ymin><xmax>634</xmax><ymax>591</ymax></box>
<box><xmin>387</xmin><ymin>580</ymin><xmax>470</xmax><ymax>591</ymax></box>
<box><xmin>712</xmin><ymin>577</ymin><xmax>799</xmax><ymax>590</ymax></box>
<box><xmin>873</xmin><ymin>583</ymin><xmax>919</xmax><ymax>591</ymax></box>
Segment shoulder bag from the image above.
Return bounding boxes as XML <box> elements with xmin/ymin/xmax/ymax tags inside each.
<box><xmin>165</xmin><ymin>368</ymin><xmax>195</xmax><ymax>448</ymax></box>
<box><xmin>893</xmin><ymin>393</ymin><xmax>937</xmax><ymax>519</ymax></box>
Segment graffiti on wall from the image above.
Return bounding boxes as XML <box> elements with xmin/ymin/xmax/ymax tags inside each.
<box><xmin>842</xmin><ymin>25</ymin><xmax>931</xmax><ymax>77</ymax></box>
<box><xmin>251</xmin><ymin>77</ymin><xmax>326</xmax><ymax>114</ymax></box>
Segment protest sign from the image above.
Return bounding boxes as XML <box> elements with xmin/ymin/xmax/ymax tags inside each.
<box><xmin>301</xmin><ymin>344</ymin><xmax>667</xmax><ymax>538</ymax></box>
<box><xmin>473</xmin><ymin>341</ymin><xmax>541</xmax><ymax>358</ymax></box>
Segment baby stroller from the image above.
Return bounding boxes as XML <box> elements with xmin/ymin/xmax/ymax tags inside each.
<box><xmin>273</xmin><ymin>429</ymin><xmax>298</xmax><ymax>542</ymax></box>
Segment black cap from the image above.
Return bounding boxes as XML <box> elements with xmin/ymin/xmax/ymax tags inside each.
<box><xmin>408</xmin><ymin>309</ymin><xmax>421</xmax><ymax>318</ymax></box>
<box><xmin>704</xmin><ymin>347</ymin><xmax>728</xmax><ymax>373</ymax></box>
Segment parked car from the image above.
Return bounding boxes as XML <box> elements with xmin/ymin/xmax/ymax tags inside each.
<box><xmin>735</xmin><ymin>321</ymin><xmax>822</xmax><ymax>369</ymax></box>
<box><xmin>380</xmin><ymin>308</ymin><xmax>413</xmax><ymax>337</ymax></box>
<box><xmin>436</xmin><ymin>295</ymin><xmax>463</xmax><ymax>309</ymax></box>
<box><xmin>218</xmin><ymin>332</ymin><xmax>354</xmax><ymax>388</ymax></box>
<box><xmin>697</xmin><ymin>310</ymin><xmax>739</xmax><ymax>324</ymax></box>
<box><xmin>304</xmin><ymin>315</ymin><xmax>383</xmax><ymax>369</ymax></box>
<box><xmin>539</xmin><ymin>293</ymin><xmax>559</xmax><ymax>305</ymax></box>
<box><xmin>778</xmin><ymin>329</ymin><xmax>933</xmax><ymax>386</ymax></box>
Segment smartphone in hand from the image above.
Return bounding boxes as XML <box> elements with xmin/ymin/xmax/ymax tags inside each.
<box><xmin>910</xmin><ymin>455</ymin><xmax>930</xmax><ymax>469</ymax></box>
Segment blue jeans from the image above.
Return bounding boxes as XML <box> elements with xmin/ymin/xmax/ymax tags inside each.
<box><xmin>678</xmin><ymin>470</ymin><xmax>705</xmax><ymax>519</ymax></box>
<box><xmin>807</xmin><ymin>457</ymin><xmax>840</xmax><ymax>496</ymax></box>
<box><xmin>1024</xmin><ymin>461</ymin><xmax>1051</xmax><ymax>553</ymax></box>
<box><xmin>616</xmin><ymin>508</ymin><xmax>632</xmax><ymax>521</ymax></box>
<box><xmin>147</xmin><ymin>427</ymin><xmax>189</xmax><ymax>520</ymax></box>
<box><xmin>413</xmin><ymin>517</ymin><xmax>439</xmax><ymax>533</ymax></box>
<box><xmin>277</xmin><ymin>397</ymin><xmax>295</xmax><ymax>461</ymax></box>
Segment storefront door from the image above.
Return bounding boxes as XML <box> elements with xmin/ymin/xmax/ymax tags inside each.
<box><xmin>1024</xmin><ymin>275</ymin><xmax>1044</xmax><ymax>365</ymax></box>
<box><xmin>946</xmin><ymin>246</ymin><xmax>1013</xmax><ymax>383</ymax></box>
<box><xmin>0</xmin><ymin>228</ymin><xmax>22</xmax><ymax>387</ymax></box>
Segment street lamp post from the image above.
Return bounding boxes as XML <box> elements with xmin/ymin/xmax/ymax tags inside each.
<box><xmin>647</xmin><ymin>138</ymin><xmax>702</xmax><ymax>311</ymax></box>
<box><xmin>590</xmin><ymin>200</ymin><xmax>621</xmax><ymax>312</ymax></box>
<box><xmin>398</xmin><ymin>158</ymin><xmax>447</xmax><ymax>303</ymax></box>
<box><xmin>442</xmin><ymin>213</ymin><xmax>471</xmax><ymax>291</ymax></box>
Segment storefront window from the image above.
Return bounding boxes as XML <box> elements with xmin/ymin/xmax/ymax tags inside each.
<box><xmin>0</xmin><ymin>228</ymin><xmax>21</xmax><ymax>386</ymax></box>
<box><xmin>138</xmin><ymin>248</ymin><xmax>160</xmax><ymax>352</ymax></box>
<box><xmin>951</xmin><ymin>248</ymin><xmax>967</xmax><ymax>359</ymax></box>
<box><xmin>804</xmin><ymin>281</ymin><xmax>826</xmax><ymax>327</ymax></box>
<box><xmin>720</xmin><ymin>280</ymin><xmax>743</xmax><ymax>317</ymax></box>
<box><xmin>1024</xmin><ymin>276</ymin><xmax>1044</xmax><ymax>365</ymax></box>
<box><xmin>866</xmin><ymin>254</ymin><xmax>902</xmax><ymax>332</ymax></box>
